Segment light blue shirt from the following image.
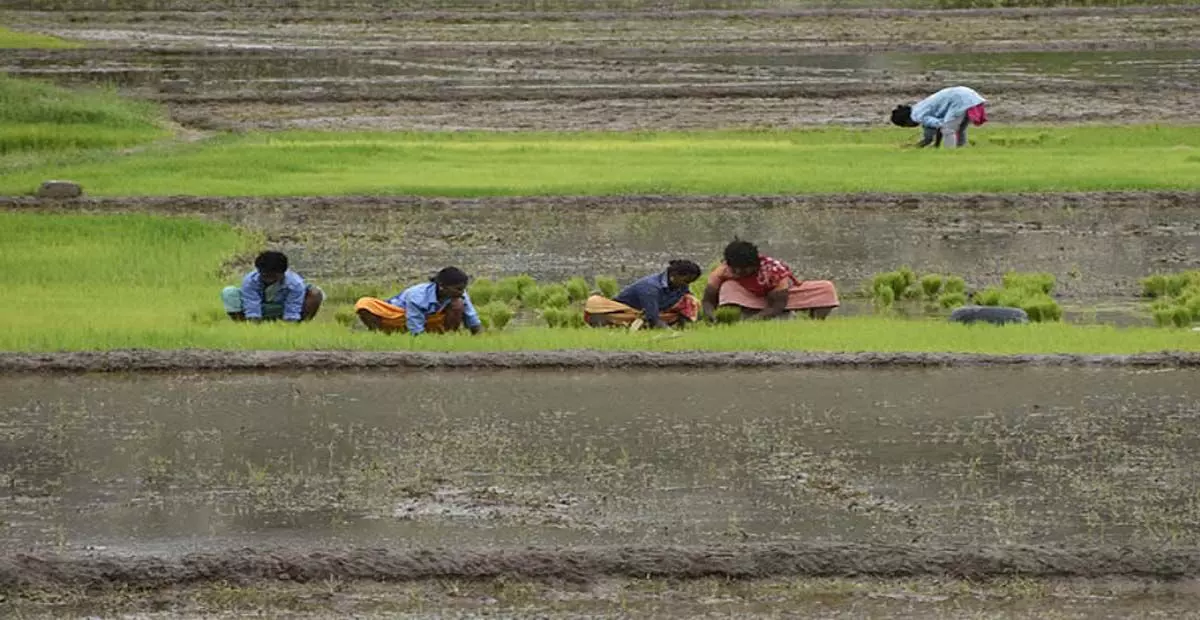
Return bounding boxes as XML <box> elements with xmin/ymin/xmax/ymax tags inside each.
<box><xmin>387</xmin><ymin>282</ymin><xmax>481</xmax><ymax>335</ymax></box>
<box><xmin>910</xmin><ymin>86</ymin><xmax>986</xmax><ymax>130</ymax></box>
<box><xmin>241</xmin><ymin>269</ymin><xmax>307</xmax><ymax>321</ymax></box>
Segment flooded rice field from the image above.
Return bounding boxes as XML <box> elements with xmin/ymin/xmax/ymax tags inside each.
<box><xmin>9</xmin><ymin>192</ymin><xmax>1200</xmax><ymax>302</ymax></box>
<box><xmin>1</xmin><ymin>367</ymin><xmax>1199</xmax><ymax>553</ymax></box>
<box><xmin>2</xmin><ymin>367</ymin><xmax>1200</xmax><ymax>615</ymax></box>
<box><xmin>2</xmin><ymin>5</ymin><xmax>1198</xmax><ymax>130</ymax></box>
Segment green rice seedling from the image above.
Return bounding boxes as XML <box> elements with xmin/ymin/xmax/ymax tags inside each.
<box><xmin>943</xmin><ymin>276</ymin><xmax>966</xmax><ymax>294</ymax></box>
<box><xmin>1166</xmin><ymin>273</ymin><xmax>1194</xmax><ymax>298</ymax></box>
<box><xmin>334</xmin><ymin>309</ymin><xmax>358</xmax><ymax>327</ymax></box>
<box><xmin>1142</xmin><ymin>274</ymin><xmax>1169</xmax><ymax>298</ymax></box>
<box><xmin>519</xmin><ymin>285</ymin><xmax>544</xmax><ymax>309</ymax></box>
<box><xmin>874</xmin><ymin>285</ymin><xmax>896</xmax><ymax>310</ymax></box>
<box><xmin>1153</xmin><ymin>307</ymin><xmax>1176</xmax><ymax>328</ymax></box>
<box><xmin>484</xmin><ymin>302</ymin><xmax>513</xmax><ymax>330</ymax></box>
<box><xmin>898</xmin><ymin>266</ymin><xmax>917</xmax><ymax>293</ymax></box>
<box><xmin>565</xmin><ymin>277</ymin><xmax>590</xmax><ymax>302</ymax></box>
<box><xmin>974</xmin><ymin>287</ymin><xmax>1003</xmax><ymax>306</ymax></box>
<box><xmin>565</xmin><ymin>312</ymin><xmax>587</xmax><ymax>329</ymax></box>
<box><xmin>539</xmin><ymin>284</ymin><xmax>570</xmax><ymax>309</ymax></box>
<box><xmin>469</xmin><ymin>278</ymin><xmax>495</xmax><ymax>306</ymax></box>
<box><xmin>189</xmin><ymin>307</ymin><xmax>227</xmax><ymax>326</ymax></box>
<box><xmin>871</xmin><ymin>271</ymin><xmax>907</xmax><ymax>301</ymax></box>
<box><xmin>714</xmin><ymin>306</ymin><xmax>742</xmax><ymax>325</ymax></box>
<box><xmin>1186</xmin><ymin>296</ymin><xmax>1200</xmax><ymax>320</ymax></box>
<box><xmin>938</xmin><ymin>292</ymin><xmax>967</xmax><ymax>309</ymax></box>
<box><xmin>595</xmin><ymin>276</ymin><xmax>619</xmax><ymax>299</ymax></box>
<box><xmin>495</xmin><ymin>277</ymin><xmax>522</xmax><ymax>302</ymax></box>
<box><xmin>1172</xmin><ymin>306</ymin><xmax>1192</xmax><ymax>328</ymax></box>
<box><xmin>920</xmin><ymin>274</ymin><xmax>943</xmax><ymax>300</ymax></box>
<box><xmin>541</xmin><ymin>307</ymin><xmax>567</xmax><ymax>328</ymax></box>
<box><xmin>1022</xmin><ymin>296</ymin><xmax>1063</xmax><ymax>323</ymax></box>
<box><xmin>513</xmin><ymin>274</ymin><xmax>537</xmax><ymax>296</ymax></box>
<box><xmin>541</xmin><ymin>291</ymin><xmax>570</xmax><ymax>310</ymax></box>
<box><xmin>1003</xmin><ymin>272</ymin><xmax>1056</xmax><ymax>295</ymax></box>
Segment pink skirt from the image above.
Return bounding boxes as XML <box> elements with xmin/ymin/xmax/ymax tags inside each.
<box><xmin>718</xmin><ymin>279</ymin><xmax>839</xmax><ymax>310</ymax></box>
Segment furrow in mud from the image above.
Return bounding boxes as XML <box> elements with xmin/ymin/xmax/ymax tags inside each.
<box><xmin>4</xmin><ymin>544</ymin><xmax>1200</xmax><ymax>589</ymax></box>
<box><xmin>3</xmin><ymin>351</ymin><xmax>1200</xmax><ymax>373</ymax></box>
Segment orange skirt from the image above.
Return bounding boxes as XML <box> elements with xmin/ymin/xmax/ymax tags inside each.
<box><xmin>354</xmin><ymin>297</ymin><xmax>448</xmax><ymax>333</ymax></box>
<box><xmin>583</xmin><ymin>294</ymin><xmax>699</xmax><ymax>327</ymax></box>
<box><xmin>717</xmin><ymin>280</ymin><xmax>839</xmax><ymax>310</ymax></box>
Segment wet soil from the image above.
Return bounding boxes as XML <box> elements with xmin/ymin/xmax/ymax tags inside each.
<box><xmin>6</xmin><ymin>192</ymin><xmax>1199</xmax><ymax>298</ymax></box>
<box><xmin>2</xmin><ymin>368</ymin><xmax>1199</xmax><ymax>552</ymax></box>
<box><xmin>2</xmin><ymin>6</ymin><xmax>1198</xmax><ymax>130</ymax></box>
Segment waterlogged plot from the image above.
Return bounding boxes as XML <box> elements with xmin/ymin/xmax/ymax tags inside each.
<box><xmin>1</xmin><ymin>367</ymin><xmax>1198</xmax><ymax>551</ymax></box>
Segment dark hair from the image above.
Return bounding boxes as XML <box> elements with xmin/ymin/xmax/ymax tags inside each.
<box><xmin>723</xmin><ymin>240</ymin><xmax>759</xmax><ymax>269</ymax></box>
<box><xmin>254</xmin><ymin>250</ymin><xmax>288</xmax><ymax>274</ymax></box>
<box><xmin>891</xmin><ymin>105</ymin><xmax>917</xmax><ymax>127</ymax></box>
<box><xmin>431</xmin><ymin>266</ymin><xmax>469</xmax><ymax>287</ymax></box>
<box><xmin>667</xmin><ymin>259</ymin><xmax>702</xmax><ymax>279</ymax></box>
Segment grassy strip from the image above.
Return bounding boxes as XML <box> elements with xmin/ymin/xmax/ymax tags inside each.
<box><xmin>1</xmin><ymin>125</ymin><xmax>1197</xmax><ymax>196</ymax></box>
<box><xmin>0</xmin><ymin>74</ymin><xmax>168</xmax><ymax>157</ymax></box>
<box><xmin>3</xmin><ymin>213</ymin><xmax>1198</xmax><ymax>354</ymax></box>
<box><xmin>0</xmin><ymin>26</ymin><xmax>78</xmax><ymax>49</ymax></box>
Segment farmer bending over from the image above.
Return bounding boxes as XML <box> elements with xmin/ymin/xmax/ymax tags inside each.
<box><xmin>584</xmin><ymin>259</ymin><xmax>703</xmax><ymax>329</ymax></box>
<box><xmin>355</xmin><ymin>266</ymin><xmax>483</xmax><ymax>335</ymax></box>
<box><xmin>221</xmin><ymin>250</ymin><xmax>323</xmax><ymax>322</ymax></box>
<box><xmin>702</xmin><ymin>240</ymin><xmax>839</xmax><ymax>321</ymax></box>
<box><xmin>891</xmin><ymin>85</ymin><xmax>988</xmax><ymax>149</ymax></box>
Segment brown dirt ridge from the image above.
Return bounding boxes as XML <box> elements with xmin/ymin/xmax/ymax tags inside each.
<box><xmin>4</xmin><ymin>543</ymin><xmax>1200</xmax><ymax>589</ymax></box>
<box><xmin>3</xmin><ymin>351</ymin><xmax>1200</xmax><ymax>374</ymax></box>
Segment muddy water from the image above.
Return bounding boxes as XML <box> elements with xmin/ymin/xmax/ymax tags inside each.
<box><xmin>1</xmin><ymin>367</ymin><xmax>1198</xmax><ymax>557</ymax></box>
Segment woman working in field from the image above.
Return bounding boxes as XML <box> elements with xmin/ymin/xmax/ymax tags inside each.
<box><xmin>354</xmin><ymin>267</ymin><xmax>483</xmax><ymax>335</ymax></box>
<box><xmin>702</xmin><ymin>240</ymin><xmax>839</xmax><ymax>321</ymax></box>
<box><xmin>891</xmin><ymin>85</ymin><xmax>988</xmax><ymax>149</ymax></box>
<box><xmin>584</xmin><ymin>260</ymin><xmax>703</xmax><ymax>329</ymax></box>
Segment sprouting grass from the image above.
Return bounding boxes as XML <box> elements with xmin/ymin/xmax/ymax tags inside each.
<box><xmin>4</xmin><ymin>212</ymin><xmax>1199</xmax><ymax>354</ymax></box>
<box><xmin>0</xmin><ymin>74</ymin><xmax>168</xmax><ymax>157</ymax></box>
<box><xmin>0</xmin><ymin>125</ymin><xmax>1197</xmax><ymax>196</ymax></box>
<box><xmin>0</xmin><ymin>213</ymin><xmax>259</xmax><ymax>348</ymax></box>
<box><xmin>0</xmin><ymin>26</ymin><xmax>79</xmax><ymax>50</ymax></box>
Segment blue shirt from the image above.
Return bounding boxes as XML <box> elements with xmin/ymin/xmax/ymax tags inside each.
<box><xmin>613</xmin><ymin>271</ymin><xmax>688</xmax><ymax>326</ymax></box>
<box><xmin>387</xmin><ymin>281</ymin><xmax>482</xmax><ymax>335</ymax></box>
<box><xmin>241</xmin><ymin>269</ymin><xmax>307</xmax><ymax>321</ymax></box>
<box><xmin>910</xmin><ymin>86</ymin><xmax>985</xmax><ymax>130</ymax></box>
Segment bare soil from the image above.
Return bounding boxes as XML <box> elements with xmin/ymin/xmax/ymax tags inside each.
<box><xmin>3</xmin><ymin>5</ymin><xmax>1198</xmax><ymax>130</ymax></box>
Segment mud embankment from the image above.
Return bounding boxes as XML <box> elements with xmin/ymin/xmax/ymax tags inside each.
<box><xmin>3</xmin><ymin>351</ymin><xmax>1200</xmax><ymax>373</ymax></box>
<box><xmin>4</xmin><ymin>543</ymin><xmax>1200</xmax><ymax>589</ymax></box>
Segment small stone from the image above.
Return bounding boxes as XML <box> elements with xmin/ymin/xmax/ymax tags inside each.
<box><xmin>36</xmin><ymin>180</ymin><xmax>83</xmax><ymax>199</ymax></box>
<box><xmin>949</xmin><ymin>305</ymin><xmax>1029</xmax><ymax>326</ymax></box>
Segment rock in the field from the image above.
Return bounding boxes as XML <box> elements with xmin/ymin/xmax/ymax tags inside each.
<box><xmin>949</xmin><ymin>305</ymin><xmax>1029</xmax><ymax>326</ymax></box>
<box><xmin>36</xmin><ymin>180</ymin><xmax>83</xmax><ymax>199</ymax></box>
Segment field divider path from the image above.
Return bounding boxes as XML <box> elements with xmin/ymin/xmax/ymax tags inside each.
<box><xmin>4</xmin><ymin>543</ymin><xmax>1200</xmax><ymax>588</ymax></box>
<box><xmin>4</xmin><ymin>350</ymin><xmax>1200</xmax><ymax>373</ymax></box>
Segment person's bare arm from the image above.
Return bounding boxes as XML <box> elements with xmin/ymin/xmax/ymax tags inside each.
<box><xmin>701</xmin><ymin>284</ymin><xmax>720</xmax><ymax>322</ymax></box>
<box><xmin>750</xmin><ymin>288</ymin><xmax>789</xmax><ymax>320</ymax></box>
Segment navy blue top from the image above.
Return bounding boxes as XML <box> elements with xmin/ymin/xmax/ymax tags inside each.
<box><xmin>613</xmin><ymin>271</ymin><xmax>688</xmax><ymax>325</ymax></box>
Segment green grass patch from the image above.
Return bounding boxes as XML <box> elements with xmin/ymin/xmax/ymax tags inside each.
<box><xmin>0</xmin><ymin>125</ymin><xmax>1197</xmax><ymax>196</ymax></box>
<box><xmin>0</xmin><ymin>26</ymin><xmax>79</xmax><ymax>49</ymax></box>
<box><xmin>0</xmin><ymin>74</ymin><xmax>168</xmax><ymax>157</ymax></box>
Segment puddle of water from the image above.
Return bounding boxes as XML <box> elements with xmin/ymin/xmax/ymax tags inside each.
<box><xmin>1</xmin><ymin>368</ymin><xmax>1198</xmax><ymax>555</ymax></box>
